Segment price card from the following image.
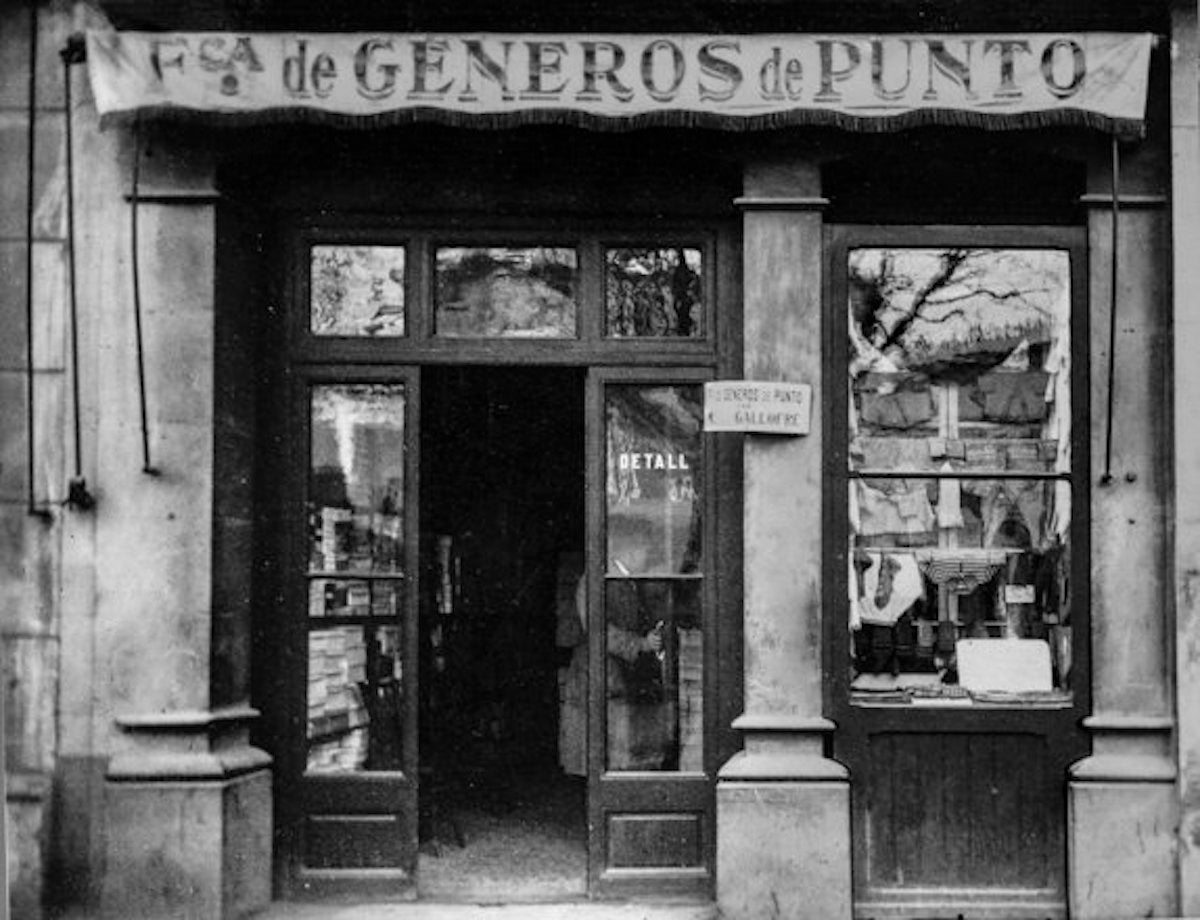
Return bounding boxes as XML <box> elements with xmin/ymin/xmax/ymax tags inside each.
<box><xmin>1005</xmin><ymin>584</ymin><xmax>1036</xmax><ymax>604</ymax></box>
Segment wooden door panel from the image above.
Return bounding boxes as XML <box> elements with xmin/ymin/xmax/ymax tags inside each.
<box><xmin>305</xmin><ymin>814</ymin><xmax>407</xmax><ymax>869</ymax></box>
<box><xmin>863</xmin><ymin>732</ymin><xmax>1059</xmax><ymax>892</ymax></box>
<box><xmin>607</xmin><ymin>813</ymin><xmax>705</xmax><ymax>869</ymax></box>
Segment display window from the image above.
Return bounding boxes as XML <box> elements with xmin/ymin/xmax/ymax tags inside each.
<box><xmin>843</xmin><ymin>246</ymin><xmax>1076</xmax><ymax>706</ymax></box>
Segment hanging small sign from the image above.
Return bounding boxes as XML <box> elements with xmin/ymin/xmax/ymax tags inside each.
<box><xmin>85</xmin><ymin>31</ymin><xmax>1152</xmax><ymax>135</ymax></box>
<box><xmin>704</xmin><ymin>381</ymin><xmax>811</xmax><ymax>435</ymax></box>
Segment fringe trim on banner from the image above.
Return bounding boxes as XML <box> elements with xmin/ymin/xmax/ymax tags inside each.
<box><xmin>97</xmin><ymin>103</ymin><xmax>1146</xmax><ymax>139</ymax></box>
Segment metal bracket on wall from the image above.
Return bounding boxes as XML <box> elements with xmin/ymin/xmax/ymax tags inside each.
<box><xmin>1100</xmin><ymin>134</ymin><xmax>1121</xmax><ymax>487</ymax></box>
<box><xmin>61</xmin><ymin>33</ymin><xmax>97</xmax><ymax>512</ymax></box>
<box><xmin>129</xmin><ymin>117</ymin><xmax>161</xmax><ymax>478</ymax></box>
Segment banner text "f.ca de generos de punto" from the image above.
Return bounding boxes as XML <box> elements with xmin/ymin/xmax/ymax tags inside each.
<box><xmin>86</xmin><ymin>31</ymin><xmax>1152</xmax><ymax>132</ymax></box>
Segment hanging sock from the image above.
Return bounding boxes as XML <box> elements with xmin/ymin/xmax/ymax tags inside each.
<box><xmin>860</xmin><ymin>553</ymin><xmax>924</xmax><ymax>627</ymax></box>
<box><xmin>875</xmin><ymin>554</ymin><xmax>900</xmax><ymax>608</ymax></box>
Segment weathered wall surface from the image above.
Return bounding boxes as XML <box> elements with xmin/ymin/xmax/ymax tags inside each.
<box><xmin>0</xmin><ymin>1</ymin><xmax>73</xmax><ymax>916</ymax></box>
<box><xmin>1067</xmin><ymin>54</ymin><xmax>1179</xmax><ymax>920</ymax></box>
<box><xmin>0</xmin><ymin>2</ymin><xmax>272</xmax><ymax>916</ymax></box>
<box><xmin>1173</xmin><ymin>0</ymin><xmax>1200</xmax><ymax>912</ymax></box>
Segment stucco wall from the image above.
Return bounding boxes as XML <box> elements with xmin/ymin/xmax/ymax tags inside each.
<box><xmin>0</xmin><ymin>1</ymin><xmax>74</xmax><ymax>915</ymax></box>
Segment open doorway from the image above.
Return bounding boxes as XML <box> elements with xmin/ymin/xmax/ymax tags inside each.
<box><xmin>418</xmin><ymin>366</ymin><xmax>587</xmax><ymax>900</ymax></box>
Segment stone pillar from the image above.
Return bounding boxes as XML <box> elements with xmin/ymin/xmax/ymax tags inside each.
<box><xmin>716</xmin><ymin>160</ymin><xmax>851</xmax><ymax>920</ymax></box>
<box><xmin>1068</xmin><ymin>129</ymin><xmax>1177</xmax><ymax>915</ymax></box>
<box><xmin>0</xmin><ymin>3</ymin><xmax>71</xmax><ymax>916</ymax></box>
<box><xmin>1172</xmin><ymin>0</ymin><xmax>1200</xmax><ymax>912</ymax></box>
<box><xmin>60</xmin><ymin>51</ymin><xmax>272</xmax><ymax>918</ymax></box>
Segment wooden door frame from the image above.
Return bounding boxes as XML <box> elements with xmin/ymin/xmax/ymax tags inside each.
<box><xmin>257</xmin><ymin>212</ymin><xmax>743</xmax><ymax>900</ymax></box>
<box><xmin>822</xmin><ymin>224</ymin><xmax>1092</xmax><ymax>916</ymax></box>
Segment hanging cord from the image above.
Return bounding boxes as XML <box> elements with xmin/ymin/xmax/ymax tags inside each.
<box><xmin>61</xmin><ymin>35</ymin><xmax>95</xmax><ymax>510</ymax></box>
<box><xmin>25</xmin><ymin>0</ymin><xmax>50</xmax><ymax>519</ymax></box>
<box><xmin>1100</xmin><ymin>135</ymin><xmax>1120</xmax><ymax>486</ymax></box>
<box><xmin>129</xmin><ymin>119</ymin><xmax>159</xmax><ymax>476</ymax></box>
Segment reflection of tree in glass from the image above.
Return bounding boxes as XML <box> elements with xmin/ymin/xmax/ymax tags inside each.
<box><xmin>606</xmin><ymin>386</ymin><xmax>705</xmax><ymax>575</ymax></box>
<box><xmin>849</xmin><ymin>248</ymin><xmax>1068</xmax><ymax>381</ymax></box>
<box><xmin>311</xmin><ymin>247</ymin><xmax>354</xmax><ymax>332</ymax></box>
<box><xmin>607</xmin><ymin>248</ymin><xmax>702</xmax><ymax>338</ymax></box>
<box><xmin>606</xmin><ymin>387</ymin><xmax>703</xmax><ymax>503</ymax></box>
<box><xmin>311</xmin><ymin>247</ymin><xmax>405</xmax><ymax>336</ymax></box>
<box><xmin>436</xmin><ymin>247</ymin><xmax>577</xmax><ymax>337</ymax></box>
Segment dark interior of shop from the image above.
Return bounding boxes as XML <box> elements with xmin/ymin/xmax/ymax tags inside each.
<box><xmin>417</xmin><ymin>366</ymin><xmax>587</xmax><ymax>898</ymax></box>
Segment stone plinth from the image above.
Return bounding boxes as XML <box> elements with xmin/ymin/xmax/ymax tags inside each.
<box><xmin>101</xmin><ymin>719</ymin><xmax>272</xmax><ymax>920</ymax></box>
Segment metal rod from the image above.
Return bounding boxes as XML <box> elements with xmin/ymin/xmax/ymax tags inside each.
<box><xmin>130</xmin><ymin>118</ymin><xmax>158</xmax><ymax>475</ymax></box>
<box><xmin>61</xmin><ymin>36</ymin><xmax>94</xmax><ymax>510</ymax></box>
<box><xmin>850</xmin><ymin>470</ymin><xmax>1072</xmax><ymax>482</ymax></box>
<box><xmin>1101</xmin><ymin>135</ymin><xmax>1120</xmax><ymax>485</ymax></box>
<box><xmin>63</xmin><ymin>46</ymin><xmax>81</xmax><ymax>479</ymax></box>
<box><xmin>25</xmin><ymin>0</ymin><xmax>45</xmax><ymax>517</ymax></box>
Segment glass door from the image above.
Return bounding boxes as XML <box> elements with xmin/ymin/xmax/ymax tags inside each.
<box><xmin>587</xmin><ymin>367</ymin><xmax>716</xmax><ymax>898</ymax></box>
<box><xmin>287</xmin><ymin>369</ymin><xmax>421</xmax><ymax>896</ymax></box>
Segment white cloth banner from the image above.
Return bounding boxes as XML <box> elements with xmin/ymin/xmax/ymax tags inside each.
<box><xmin>85</xmin><ymin>31</ymin><xmax>1152</xmax><ymax>133</ymax></box>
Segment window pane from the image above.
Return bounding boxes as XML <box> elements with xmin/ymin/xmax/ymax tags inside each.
<box><xmin>307</xmin><ymin>385</ymin><xmax>406</xmax><ymax>772</ymax></box>
<box><xmin>849</xmin><ymin>476</ymin><xmax>1072</xmax><ymax>704</ymax></box>
<box><xmin>606</xmin><ymin>247</ymin><xmax>703</xmax><ymax>338</ymax></box>
<box><xmin>605</xmin><ymin>579</ymin><xmax>702</xmax><ymax>772</ymax></box>
<box><xmin>435</xmin><ymin>246</ymin><xmax>578</xmax><ymax>338</ymax></box>
<box><xmin>848</xmin><ymin>249</ymin><xmax>1070</xmax><ymax>474</ymax></box>
<box><xmin>311</xmin><ymin>245</ymin><xmax>405</xmax><ymax>336</ymax></box>
<box><xmin>307</xmin><ymin>624</ymin><xmax>404</xmax><ymax>772</ymax></box>
<box><xmin>606</xmin><ymin>385</ymin><xmax>703</xmax><ymax>576</ymax></box>
<box><xmin>309</xmin><ymin>385</ymin><xmax>406</xmax><ymax>575</ymax></box>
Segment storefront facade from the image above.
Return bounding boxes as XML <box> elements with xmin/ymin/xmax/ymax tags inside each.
<box><xmin>2</xmin><ymin>1</ymin><xmax>1198</xmax><ymax>918</ymax></box>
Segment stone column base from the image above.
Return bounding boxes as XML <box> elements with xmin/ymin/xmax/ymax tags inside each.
<box><xmin>1068</xmin><ymin>718</ymin><xmax>1178</xmax><ymax>920</ymax></box>
<box><xmin>716</xmin><ymin>722</ymin><xmax>852</xmax><ymax>920</ymax></box>
<box><xmin>1069</xmin><ymin>777</ymin><xmax>1177</xmax><ymax>920</ymax></box>
<box><xmin>9</xmin><ymin>772</ymin><xmax>52</xmax><ymax>920</ymax></box>
<box><xmin>717</xmin><ymin>779</ymin><xmax>851</xmax><ymax>920</ymax></box>
<box><xmin>101</xmin><ymin>759</ymin><xmax>272</xmax><ymax>919</ymax></box>
<box><xmin>715</xmin><ymin>777</ymin><xmax>849</xmax><ymax>920</ymax></box>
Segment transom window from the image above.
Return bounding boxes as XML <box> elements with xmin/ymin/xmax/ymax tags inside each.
<box><xmin>303</xmin><ymin>234</ymin><xmax>711</xmax><ymax>345</ymax></box>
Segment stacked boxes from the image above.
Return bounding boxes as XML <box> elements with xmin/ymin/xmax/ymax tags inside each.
<box><xmin>677</xmin><ymin>627</ymin><xmax>704</xmax><ymax>772</ymax></box>
<box><xmin>307</xmin><ymin>626</ymin><xmax>371</xmax><ymax>772</ymax></box>
<box><xmin>371</xmin><ymin>583</ymin><xmax>398</xmax><ymax>618</ymax></box>
<box><xmin>316</xmin><ymin>506</ymin><xmax>352</xmax><ymax>571</ymax></box>
<box><xmin>346</xmin><ymin>582</ymin><xmax>371</xmax><ymax>616</ymax></box>
<box><xmin>308</xmin><ymin>579</ymin><xmax>395</xmax><ymax>617</ymax></box>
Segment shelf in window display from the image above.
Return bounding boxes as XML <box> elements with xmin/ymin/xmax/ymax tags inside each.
<box><xmin>851</xmin><ymin>681</ymin><xmax>1073</xmax><ymax>709</ymax></box>
<box><xmin>305</xmin><ymin>568</ymin><xmax>406</xmax><ymax>579</ymax></box>
<box><xmin>849</xmin><ymin>435</ymin><xmax>1064</xmax><ymax>475</ymax></box>
<box><xmin>308</xmin><ymin>578</ymin><xmax>402</xmax><ymax>620</ymax></box>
